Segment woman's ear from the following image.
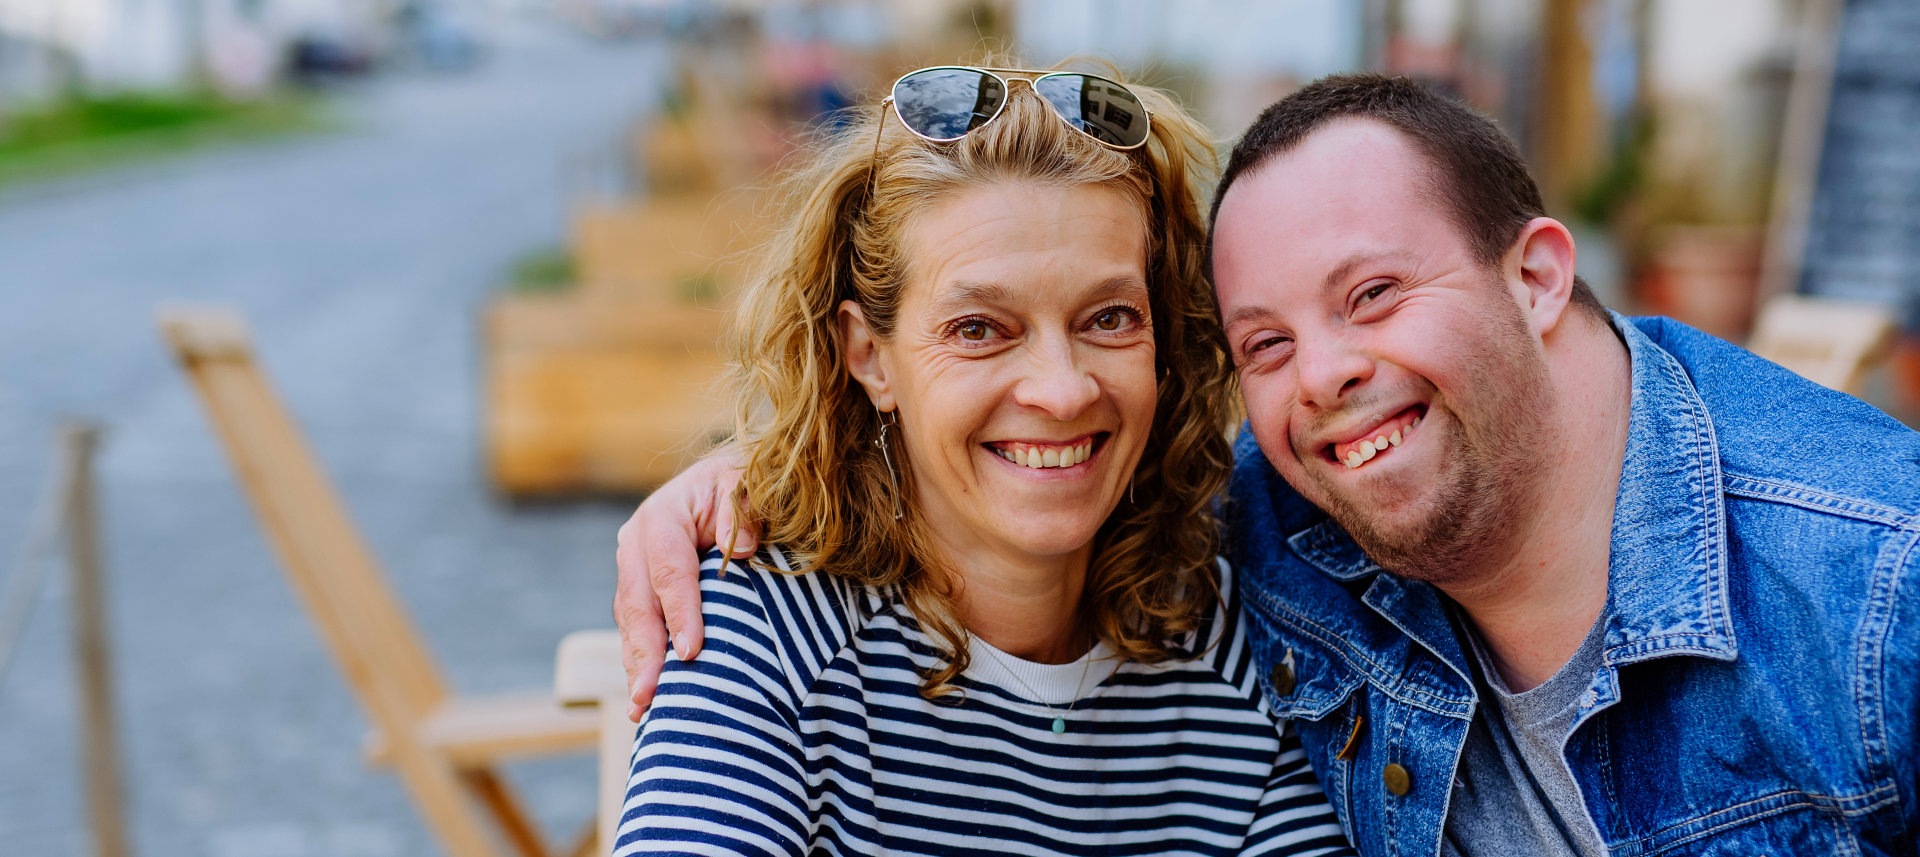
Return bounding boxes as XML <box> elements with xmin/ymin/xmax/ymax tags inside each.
<box><xmin>839</xmin><ymin>300</ymin><xmax>896</xmax><ymax>411</ymax></box>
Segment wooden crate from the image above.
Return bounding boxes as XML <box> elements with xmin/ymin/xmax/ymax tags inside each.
<box><xmin>484</xmin><ymin>293</ymin><xmax>734</xmax><ymax>496</ymax></box>
<box><xmin>569</xmin><ymin>194</ymin><xmax>767</xmax><ymax>301</ymax></box>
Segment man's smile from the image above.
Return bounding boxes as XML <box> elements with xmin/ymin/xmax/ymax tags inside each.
<box><xmin>1317</xmin><ymin>405</ymin><xmax>1427</xmax><ymax>469</ymax></box>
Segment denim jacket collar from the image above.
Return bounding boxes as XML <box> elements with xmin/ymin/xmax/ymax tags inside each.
<box><xmin>1600</xmin><ymin>311</ymin><xmax>1738</xmax><ymax>667</ymax></box>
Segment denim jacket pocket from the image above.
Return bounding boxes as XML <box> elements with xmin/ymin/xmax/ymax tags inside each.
<box><xmin>1251</xmin><ymin>607</ymin><xmax>1365</xmax><ymax>721</ymax></box>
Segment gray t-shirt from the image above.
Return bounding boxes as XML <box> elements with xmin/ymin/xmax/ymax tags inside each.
<box><xmin>1441</xmin><ymin>611</ymin><xmax>1610</xmax><ymax>857</ymax></box>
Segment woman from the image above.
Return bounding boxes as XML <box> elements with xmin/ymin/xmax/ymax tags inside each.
<box><xmin>617</xmin><ymin>64</ymin><xmax>1351</xmax><ymax>856</ymax></box>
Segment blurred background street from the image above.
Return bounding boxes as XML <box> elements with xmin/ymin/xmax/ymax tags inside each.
<box><xmin>0</xmin><ymin>12</ymin><xmax>662</xmax><ymax>857</ymax></box>
<box><xmin>1</xmin><ymin>1</ymin><xmax>1915</xmax><ymax>855</ymax></box>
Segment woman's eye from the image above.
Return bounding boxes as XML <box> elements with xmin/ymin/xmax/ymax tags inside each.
<box><xmin>956</xmin><ymin>320</ymin><xmax>991</xmax><ymax>341</ymax></box>
<box><xmin>1092</xmin><ymin>307</ymin><xmax>1140</xmax><ymax>332</ymax></box>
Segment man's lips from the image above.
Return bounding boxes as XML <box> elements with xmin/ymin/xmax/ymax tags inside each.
<box><xmin>1323</xmin><ymin>405</ymin><xmax>1426</xmax><ymax>469</ymax></box>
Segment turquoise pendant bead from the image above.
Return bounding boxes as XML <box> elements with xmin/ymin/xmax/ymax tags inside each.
<box><xmin>1051</xmin><ymin>717</ymin><xmax>1066</xmax><ymax>734</ymax></box>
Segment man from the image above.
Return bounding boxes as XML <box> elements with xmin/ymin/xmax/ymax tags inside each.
<box><xmin>614</xmin><ymin>75</ymin><xmax>1920</xmax><ymax>855</ymax></box>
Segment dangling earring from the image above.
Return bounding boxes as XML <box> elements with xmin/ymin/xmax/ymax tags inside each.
<box><xmin>875</xmin><ymin>408</ymin><xmax>904</xmax><ymax>520</ymax></box>
<box><xmin>1129</xmin><ymin>476</ymin><xmax>1137</xmax><ymax>506</ymax></box>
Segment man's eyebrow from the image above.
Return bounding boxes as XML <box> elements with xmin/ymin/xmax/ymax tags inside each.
<box><xmin>1224</xmin><ymin>304</ymin><xmax>1276</xmax><ymax>331</ymax></box>
<box><xmin>1222</xmin><ymin>251</ymin><xmax>1417</xmax><ymax>332</ymax></box>
<box><xmin>1323</xmin><ymin>250</ymin><xmax>1417</xmax><ymax>293</ymax></box>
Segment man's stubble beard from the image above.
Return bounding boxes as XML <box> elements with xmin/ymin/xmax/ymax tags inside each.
<box><xmin>1300</xmin><ymin>294</ymin><xmax>1557</xmax><ymax>585</ymax></box>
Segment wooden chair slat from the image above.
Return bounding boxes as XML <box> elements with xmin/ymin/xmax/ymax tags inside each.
<box><xmin>159</xmin><ymin>306</ymin><xmax>597</xmax><ymax>857</ymax></box>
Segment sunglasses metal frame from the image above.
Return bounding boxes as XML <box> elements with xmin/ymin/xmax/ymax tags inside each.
<box><xmin>867</xmin><ymin>66</ymin><xmax>1153</xmax><ymax>195</ymax></box>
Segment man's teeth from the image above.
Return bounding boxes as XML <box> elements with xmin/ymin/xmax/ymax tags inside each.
<box><xmin>1342</xmin><ymin>417</ymin><xmax>1419</xmax><ymax>469</ymax></box>
<box><xmin>994</xmin><ymin>440</ymin><xmax>1093</xmax><ymax>469</ymax></box>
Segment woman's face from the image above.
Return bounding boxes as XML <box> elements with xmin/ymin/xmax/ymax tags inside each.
<box><xmin>843</xmin><ymin>182</ymin><xmax>1157</xmax><ymax>564</ymax></box>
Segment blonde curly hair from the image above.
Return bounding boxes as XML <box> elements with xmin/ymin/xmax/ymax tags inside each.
<box><xmin>726</xmin><ymin>61</ymin><xmax>1236</xmax><ymax>695</ymax></box>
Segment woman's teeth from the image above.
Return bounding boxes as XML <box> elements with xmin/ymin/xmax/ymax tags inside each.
<box><xmin>993</xmin><ymin>440</ymin><xmax>1093</xmax><ymax>469</ymax></box>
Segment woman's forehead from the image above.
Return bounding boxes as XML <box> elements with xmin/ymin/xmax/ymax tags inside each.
<box><xmin>897</xmin><ymin>183</ymin><xmax>1150</xmax><ymax>308</ymax></box>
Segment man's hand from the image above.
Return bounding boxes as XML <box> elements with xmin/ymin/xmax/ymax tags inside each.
<box><xmin>614</xmin><ymin>448</ymin><xmax>756</xmax><ymax>721</ymax></box>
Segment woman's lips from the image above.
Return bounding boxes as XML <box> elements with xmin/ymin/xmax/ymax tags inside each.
<box><xmin>987</xmin><ymin>433</ymin><xmax>1104</xmax><ymax>470</ymax></box>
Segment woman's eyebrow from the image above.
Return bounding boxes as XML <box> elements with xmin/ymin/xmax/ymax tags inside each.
<box><xmin>1082</xmin><ymin>274</ymin><xmax>1150</xmax><ymax>303</ymax></box>
<box><xmin>926</xmin><ymin>281</ymin><xmax>1016</xmax><ymax>315</ymax></box>
<box><xmin>926</xmin><ymin>275</ymin><xmax>1146</xmax><ymax>316</ymax></box>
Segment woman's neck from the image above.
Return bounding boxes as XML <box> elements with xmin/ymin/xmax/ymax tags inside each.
<box><xmin>929</xmin><ymin>529</ymin><xmax>1095</xmax><ymax>664</ymax></box>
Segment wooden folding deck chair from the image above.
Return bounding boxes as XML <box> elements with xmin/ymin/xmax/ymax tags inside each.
<box><xmin>553</xmin><ymin>630</ymin><xmax>636</xmax><ymax>855</ymax></box>
<box><xmin>158</xmin><ymin>307</ymin><xmax>598</xmax><ymax>857</ymax></box>
<box><xmin>1748</xmin><ymin>294</ymin><xmax>1899</xmax><ymax>396</ymax></box>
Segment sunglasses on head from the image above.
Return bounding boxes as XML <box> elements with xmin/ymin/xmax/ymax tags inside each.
<box><xmin>868</xmin><ymin>66</ymin><xmax>1153</xmax><ymax>187</ymax></box>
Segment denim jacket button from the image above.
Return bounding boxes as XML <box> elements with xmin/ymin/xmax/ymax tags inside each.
<box><xmin>1383</xmin><ymin>763</ymin><xmax>1412</xmax><ymax>796</ymax></box>
<box><xmin>1270</xmin><ymin>661</ymin><xmax>1296</xmax><ymax>696</ymax></box>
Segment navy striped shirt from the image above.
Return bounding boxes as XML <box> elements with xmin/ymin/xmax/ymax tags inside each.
<box><xmin>618</xmin><ymin>547</ymin><xmax>1354</xmax><ymax>856</ymax></box>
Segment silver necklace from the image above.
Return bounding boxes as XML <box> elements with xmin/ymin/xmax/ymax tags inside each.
<box><xmin>978</xmin><ymin>641</ymin><xmax>1100</xmax><ymax>735</ymax></box>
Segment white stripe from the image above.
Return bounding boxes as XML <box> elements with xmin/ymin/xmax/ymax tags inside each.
<box><xmin>622</xmin><ymin>550</ymin><xmax>1354</xmax><ymax>857</ymax></box>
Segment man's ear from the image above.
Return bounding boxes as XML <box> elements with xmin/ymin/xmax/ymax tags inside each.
<box><xmin>1506</xmin><ymin>217</ymin><xmax>1577</xmax><ymax>337</ymax></box>
<box><xmin>839</xmin><ymin>300</ymin><xmax>896</xmax><ymax>411</ymax></box>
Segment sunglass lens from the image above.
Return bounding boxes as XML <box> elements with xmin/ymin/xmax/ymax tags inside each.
<box><xmin>892</xmin><ymin>68</ymin><xmax>1007</xmax><ymax>141</ymax></box>
<box><xmin>1034</xmin><ymin>74</ymin><xmax>1149</xmax><ymax>148</ymax></box>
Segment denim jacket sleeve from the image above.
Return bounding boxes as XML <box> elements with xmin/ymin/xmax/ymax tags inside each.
<box><xmin>1223</xmin><ymin>315</ymin><xmax>1920</xmax><ymax>857</ymax></box>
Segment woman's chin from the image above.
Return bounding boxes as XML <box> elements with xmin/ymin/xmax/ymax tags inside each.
<box><xmin>973</xmin><ymin>508</ymin><xmax>1112</xmax><ymax>560</ymax></box>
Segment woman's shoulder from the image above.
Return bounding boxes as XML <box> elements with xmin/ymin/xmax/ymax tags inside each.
<box><xmin>686</xmin><ymin>544</ymin><xmax>865</xmax><ymax>689</ymax></box>
<box><xmin>1152</xmin><ymin>556</ymin><xmax>1271</xmax><ymax>711</ymax></box>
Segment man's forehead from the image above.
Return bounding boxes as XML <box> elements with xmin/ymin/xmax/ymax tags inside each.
<box><xmin>1219</xmin><ymin>119</ymin><xmax>1431</xmax><ymax>222</ymax></box>
<box><xmin>1210</xmin><ymin>119</ymin><xmax>1468</xmax><ymax>316</ymax></box>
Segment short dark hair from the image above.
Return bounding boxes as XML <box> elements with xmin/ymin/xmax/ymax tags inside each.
<box><xmin>1208</xmin><ymin>73</ymin><xmax>1602</xmax><ymax>315</ymax></box>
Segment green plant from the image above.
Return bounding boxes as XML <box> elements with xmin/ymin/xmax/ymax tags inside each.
<box><xmin>508</xmin><ymin>247</ymin><xmax>576</xmax><ymax>294</ymax></box>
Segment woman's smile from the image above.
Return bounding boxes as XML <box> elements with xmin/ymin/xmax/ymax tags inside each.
<box><xmin>985</xmin><ymin>432</ymin><xmax>1106</xmax><ymax>472</ymax></box>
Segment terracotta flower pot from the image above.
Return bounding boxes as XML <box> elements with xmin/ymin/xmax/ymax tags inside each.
<box><xmin>1635</xmin><ymin>226</ymin><xmax>1764</xmax><ymax>342</ymax></box>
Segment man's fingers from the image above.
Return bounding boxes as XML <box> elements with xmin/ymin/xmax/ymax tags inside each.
<box><xmin>614</xmin><ymin>562</ymin><xmax>669</xmax><ymax>717</ymax></box>
<box><xmin>643</xmin><ymin>513</ymin><xmax>708</xmax><ymax>661</ymax></box>
<box><xmin>711</xmin><ymin>453</ymin><xmax>759</xmax><ymax>558</ymax></box>
<box><xmin>620</xmin><ymin>622</ymin><xmax>669</xmax><ymax>718</ymax></box>
<box><xmin>615</xmin><ymin>512</ymin><xmax>672</xmax><ymax>718</ymax></box>
<box><xmin>714</xmin><ymin>486</ymin><xmax>760</xmax><ymax>559</ymax></box>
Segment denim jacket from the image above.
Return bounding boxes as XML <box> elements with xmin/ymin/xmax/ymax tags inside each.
<box><xmin>1226</xmin><ymin>314</ymin><xmax>1920</xmax><ymax>856</ymax></box>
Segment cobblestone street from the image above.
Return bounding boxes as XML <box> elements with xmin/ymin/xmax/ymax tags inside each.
<box><xmin>0</xmin><ymin>17</ymin><xmax>666</xmax><ymax>856</ymax></box>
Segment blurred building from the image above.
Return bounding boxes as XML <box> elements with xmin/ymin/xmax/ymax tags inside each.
<box><xmin>0</xmin><ymin>0</ymin><xmax>398</xmax><ymax>101</ymax></box>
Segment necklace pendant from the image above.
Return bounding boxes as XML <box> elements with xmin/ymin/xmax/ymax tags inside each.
<box><xmin>1051</xmin><ymin>716</ymin><xmax>1066</xmax><ymax>734</ymax></box>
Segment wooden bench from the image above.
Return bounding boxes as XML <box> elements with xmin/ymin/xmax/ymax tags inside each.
<box><xmin>1747</xmin><ymin>293</ymin><xmax>1899</xmax><ymax>395</ymax></box>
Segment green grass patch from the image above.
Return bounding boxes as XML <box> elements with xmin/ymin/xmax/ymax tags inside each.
<box><xmin>0</xmin><ymin>91</ymin><xmax>332</xmax><ymax>187</ymax></box>
<box><xmin>508</xmin><ymin>247</ymin><xmax>577</xmax><ymax>294</ymax></box>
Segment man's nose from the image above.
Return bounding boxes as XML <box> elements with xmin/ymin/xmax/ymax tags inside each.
<box><xmin>1293</xmin><ymin>334</ymin><xmax>1373</xmax><ymax>410</ymax></box>
<box><xmin>1013</xmin><ymin>342</ymin><xmax>1100</xmax><ymax>419</ymax></box>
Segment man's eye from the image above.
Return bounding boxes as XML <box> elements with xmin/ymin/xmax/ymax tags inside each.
<box><xmin>1356</xmin><ymin>282</ymin><xmax>1393</xmax><ymax>307</ymax></box>
<box><xmin>1247</xmin><ymin>335</ymin><xmax>1288</xmax><ymax>355</ymax></box>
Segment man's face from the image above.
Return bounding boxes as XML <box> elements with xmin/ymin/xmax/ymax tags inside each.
<box><xmin>1211</xmin><ymin>119</ymin><xmax>1554</xmax><ymax>580</ymax></box>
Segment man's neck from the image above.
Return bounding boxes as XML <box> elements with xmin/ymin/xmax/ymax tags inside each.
<box><xmin>1441</xmin><ymin>313</ymin><xmax>1631</xmax><ymax>692</ymax></box>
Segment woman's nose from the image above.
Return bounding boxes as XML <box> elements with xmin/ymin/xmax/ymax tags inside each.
<box><xmin>1293</xmin><ymin>334</ymin><xmax>1373</xmax><ymax>410</ymax></box>
<box><xmin>1012</xmin><ymin>345</ymin><xmax>1100</xmax><ymax>419</ymax></box>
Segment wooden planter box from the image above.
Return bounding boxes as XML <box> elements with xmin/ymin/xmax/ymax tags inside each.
<box><xmin>484</xmin><ymin>293</ymin><xmax>733</xmax><ymax>496</ymax></box>
<box><xmin>570</xmin><ymin>194</ymin><xmax>766</xmax><ymax>300</ymax></box>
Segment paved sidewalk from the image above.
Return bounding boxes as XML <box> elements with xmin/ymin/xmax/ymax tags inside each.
<box><xmin>0</xmin><ymin>16</ymin><xmax>666</xmax><ymax>857</ymax></box>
